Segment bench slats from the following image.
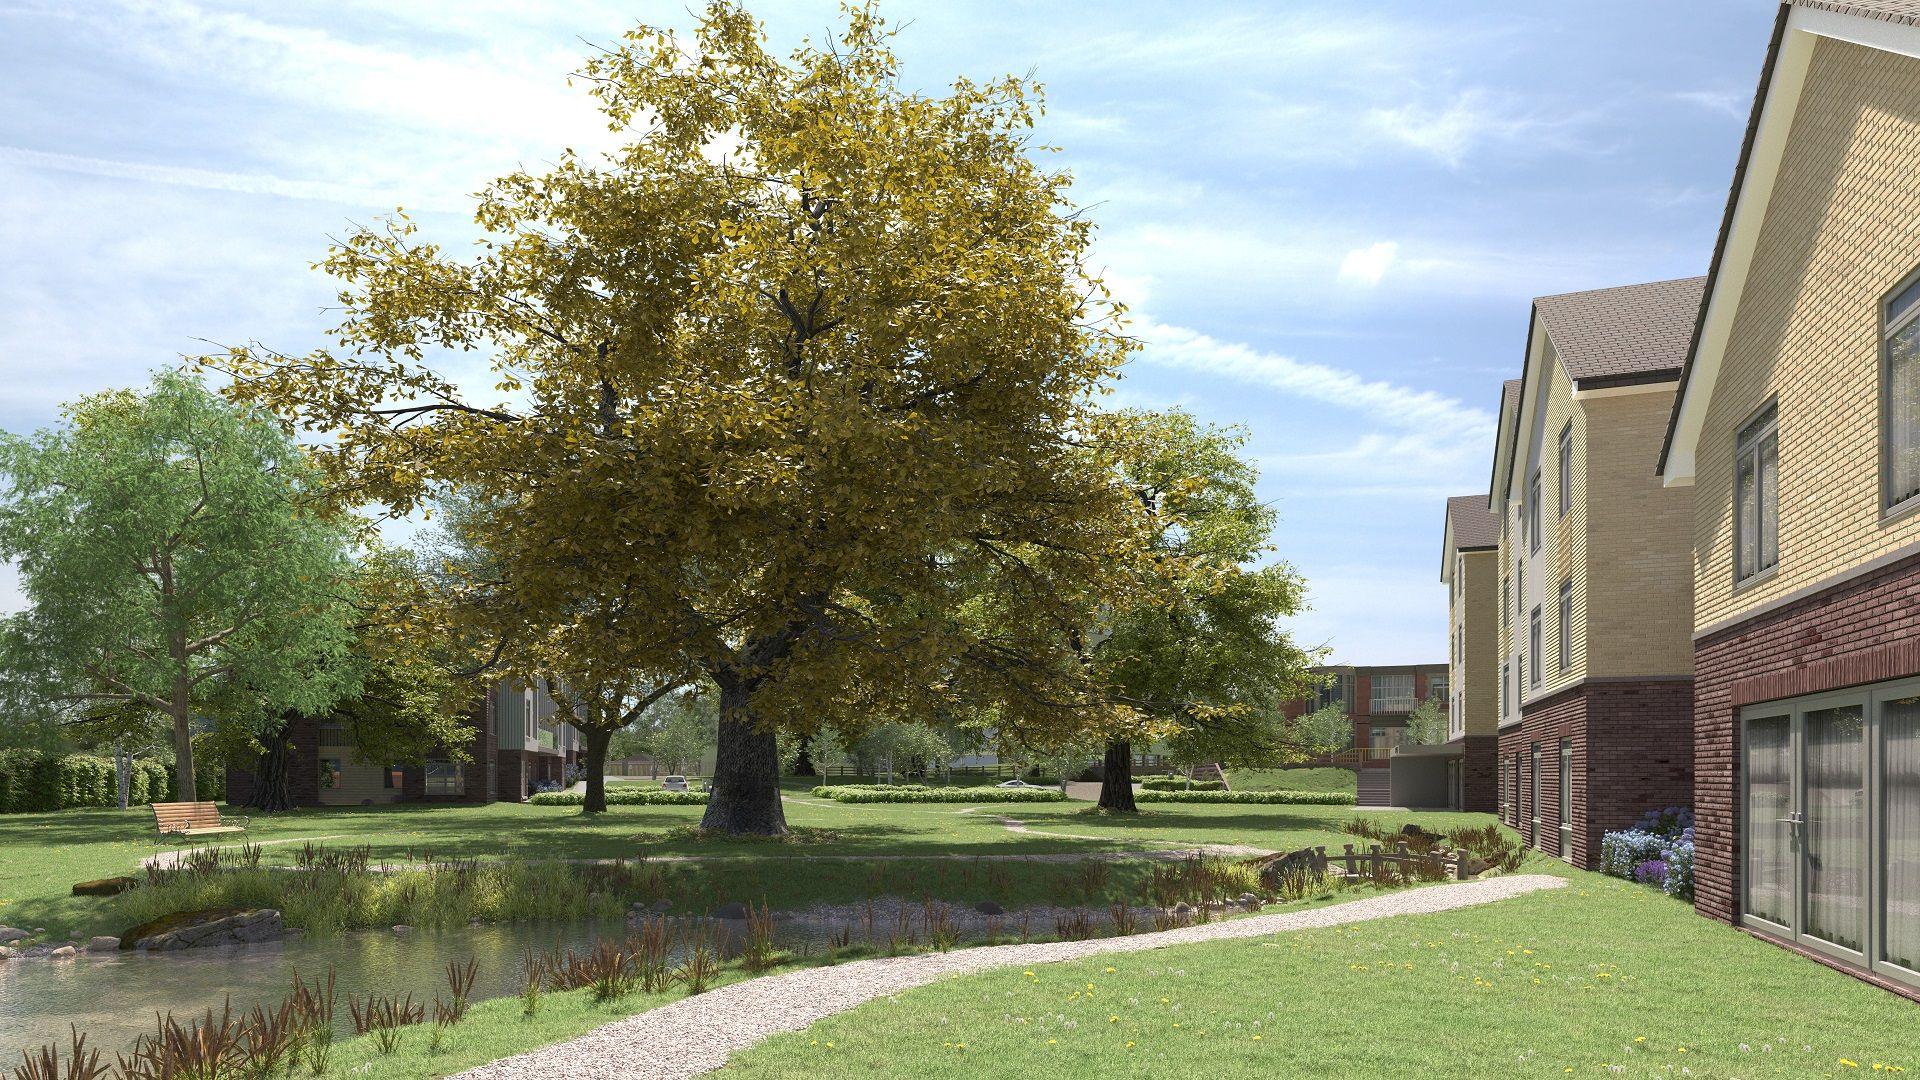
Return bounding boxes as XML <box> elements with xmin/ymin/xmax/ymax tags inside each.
<box><xmin>151</xmin><ymin>801</ymin><xmax>242</xmax><ymax>838</ymax></box>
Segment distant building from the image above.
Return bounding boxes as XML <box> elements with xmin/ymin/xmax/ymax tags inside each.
<box><xmin>1282</xmin><ymin>662</ymin><xmax>1447</xmax><ymax>806</ymax></box>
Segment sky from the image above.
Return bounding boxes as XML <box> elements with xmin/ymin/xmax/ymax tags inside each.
<box><xmin>0</xmin><ymin>0</ymin><xmax>1780</xmax><ymax>662</ymax></box>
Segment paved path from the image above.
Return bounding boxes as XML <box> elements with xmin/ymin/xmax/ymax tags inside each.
<box><xmin>454</xmin><ymin>874</ymin><xmax>1565</xmax><ymax>1080</ymax></box>
<box><xmin>140</xmin><ymin>834</ymin><xmax>352</xmax><ymax>870</ymax></box>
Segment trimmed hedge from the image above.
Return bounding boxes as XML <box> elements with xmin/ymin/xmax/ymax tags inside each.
<box><xmin>812</xmin><ymin>784</ymin><xmax>1065</xmax><ymax>804</ymax></box>
<box><xmin>0</xmin><ymin>750</ymin><xmax>176</xmax><ymax>813</ymax></box>
<box><xmin>1135</xmin><ymin>788</ymin><xmax>1356</xmax><ymax>805</ymax></box>
<box><xmin>528</xmin><ymin>788</ymin><xmax>708</xmax><ymax>806</ymax></box>
<box><xmin>1139</xmin><ymin>777</ymin><xmax>1226</xmax><ymax>791</ymax></box>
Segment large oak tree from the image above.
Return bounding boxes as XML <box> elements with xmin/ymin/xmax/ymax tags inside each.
<box><xmin>216</xmin><ymin>3</ymin><xmax>1146</xmax><ymax>833</ymax></box>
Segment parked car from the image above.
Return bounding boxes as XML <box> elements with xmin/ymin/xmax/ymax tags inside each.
<box><xmin>996</xmin><ymin>779</ymin><xmax>1029</xmax><ymax>788</ymax></box>
<box><xmin>661</xmin><ymin>775</ymin><xmax>689</xmax><ymax>792</ymax></box>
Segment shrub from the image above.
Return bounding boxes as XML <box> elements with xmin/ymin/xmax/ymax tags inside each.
<box><xmin>527</xmin><ymin>789</ymin><xmax>707</xmax><ymax>806</ymax></box>
<box><xmin>0</xmin><ymin>750</ymin><xmax>187</xmax><ymax>812</ymax></box>
<box><xmin>1139</xmin><ymin>777</ymin><xmax>1226</xmax><ymax>791</ymax></box>
<box><xmin>808</xmin><ymin>784</ymin><xmax>930</xmax><ymax>797</ymax></box>
<box><xmin>1601</xmin><ymin>812</ymin><xmax>1697</xmax><ymax>901</ymax></box>
<box><xmin>1135</xmin><ymin>789</ymin><xmax>1355</xmax><ymax>805</ymax></box>
<box><xmin>813</xmin><ymin>785</ymin><xmax>1065</xmax><ymax>803</ymax></box>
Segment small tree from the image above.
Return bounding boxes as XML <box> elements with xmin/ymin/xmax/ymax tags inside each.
<box><xmin>0</xmin><ymin>372</ymin><xmax>360</xmax><ymax>798</ymax></box>
<box><xmin>1291</xmin><ymin>703</ymin><xmax>1354</xmax><ymax>758</ymax></box>
<box><xmin>1405</xmin><ymin>694</ymin><xmax>1448</xmax><ymax>747</ymax></box>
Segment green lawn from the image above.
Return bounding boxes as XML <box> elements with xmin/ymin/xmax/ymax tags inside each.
<box><xmin>1227</xmin><ymin>766</ymin><xmax>1356</xmax><ymax>795</ymax></box>
<box><xmin>0</xmin><ymin>789</ymin><xmax>1421</xmax><ymax>939</ymax></box>
<box><xmin>724</xmin><ymin>863</ymin><xmax>1920</xmax><ymax>1079</ymax></box>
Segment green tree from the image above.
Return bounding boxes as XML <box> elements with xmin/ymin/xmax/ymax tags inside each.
<box><xmin>1088</xmin><ymin>411</ymin><xmax>1322</xmax><ymax>812</ymax></box>
<box><xmin>0</xmin><ymin>371</ymin><xmax>360</xmax><ymax>799</ymax></box>
<box><xmin>1405</xmin><ymin>693</ymin><xmax>1448</xmax><ymax>747</ymax></box>
<box><xmin>215</xmin><ymin>3</ymin><xmax>1146</xmax><ymax>834</ymax></box>
<box><xmin>1291</xmin><ymin>703</ymin><xmax>1353</xmax><ymax>757</ymax></box>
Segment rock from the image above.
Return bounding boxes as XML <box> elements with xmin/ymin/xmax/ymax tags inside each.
<box><xmin>0</xmin><ymin>927</ymin><xmax>26</xmax><ymax>944</ymax></box>
<box><xmin>87</xmin><ymin>936</ymin><xmax>120</xmax><ymax>952</ymax></box>
<box><xmin>391</xmin><ymin>925</ymin><xmax>411</xmax><ymax>935</ymax></box>
<box><xmin>121</xmin><ymin>909</ymin><xmax>287</xmax><ymax>952</ymax></box>
<box><xmin>1238</xmin><ymin>893</ymin><xmax>1262</xmax><ymax>909</ymax></box>
<box><xmin>712</xmin><ymin>902</ymin><xmax>748</xmax><ymax>921</ymax></box>
<box><xmin>48</xmin><ymin>946</ymin><xmax>76</xmax><ymax>959</ymax></box>
<box><xmin>72</xmin><ymin>876</ymin><xmax>138</xmax><ymax>897</ymax></box>
<box><xmin>1400</xmin><ymin>823</ymin><xmax>1443</xmax><ymax>843</ymax></box>
<box><xmin>0</xmin><ymin>946</ymin><xmax>16</xmax><ymax>960</ymax></box>
<box><xmin>1172</xmin><ymin>902</ymin><xmax>1195</xmax><ymax>915</ymax></box>
<box><xmin>649</xmin><ymin>898</ymin><xmax>673</xmax><ymax>914</ymax></box>
<box><xmin>1460</xmin><ymin>856</ymin><xmax>1490</xmax><ymax>877</ymax></box>
<box><xmin>973</xmin><ymin>901</ymin><xmax>1005</xmax><ymax>917</ymax></box>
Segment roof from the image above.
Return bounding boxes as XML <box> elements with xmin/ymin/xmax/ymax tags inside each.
<box><xmin>1486</xmin><ymin>380</ymin><xmax>1523</xmax><ymax>512</ymax></box>
<box><xmin>1797</xmin><ymin>0</ymin><xmax>1920</xmax><ymax>26</ymax></box>
<box><xmin>1533</xmin><ymin>276</ymin><xmax>1707</xmax><ymax>388</ymax></box>
<box><xmin>1446</xmin><ymin>494</ymin><xmax>1500</xmax><ymax>552</ymax></box>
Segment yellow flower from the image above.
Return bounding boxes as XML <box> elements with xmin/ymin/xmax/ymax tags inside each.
<box><xmin>1842</xmin><ymin>1062</ymin><xmax>1859</xmax><ymax>1069</ymax></box>
<box><xmin>1105</xmin><ymin>966</ymin><xmax>1116</xmax><ymax>973</ymax></box>
<box><xmin>1126</xmin><ymin>1041</ymin><xmax>1135</xmax><ymax>1048</ymax></box>
<box><xmin>1253</xmin><ymin>1035</ymin><xmax>1263</xmax><ymax>1041</ymax></box>
<box><xmin>1109</xmin><ymin>1016</ymin><xmax>1119</xmax><ymax>1023</ymax></box>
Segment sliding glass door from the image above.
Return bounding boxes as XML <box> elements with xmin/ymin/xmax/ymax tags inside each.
<box><xmin>1741</xmin><ymin>682</ymin><xmax>1920</xmax><ymax>988</ymax></box>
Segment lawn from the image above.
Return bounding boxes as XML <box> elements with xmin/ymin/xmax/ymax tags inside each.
<box><xmin>724</xmin><ymin>862</ymin><xmax>1920</xmax><ymax>1079</ymax></box>
<box><xmin>1227</xmin><ymin>766</ymin><xmax>1356</xmax><ymax>795</ymax></box>
<box><xmin>0</xmin><ymin>786</ymin><xmax>1426</xmax><ymax>939</ymax></box>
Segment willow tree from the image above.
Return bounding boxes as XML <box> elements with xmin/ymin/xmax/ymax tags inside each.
<box><xmin>1089</xmin><ymin>411</ymin><xmax>1321</xmax><ymax>812</ymax></box>
<box><xmin>215</xmin><ymin>3</ymin><xmax>1144</xmax><ymax>834</ymax></box>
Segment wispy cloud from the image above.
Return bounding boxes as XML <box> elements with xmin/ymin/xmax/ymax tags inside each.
<box><xmin>0</xmin><ymin>145</ymin><xmax>459</xmax><ymax>211</ymax></box>
<box><xmin>1364</xmin><ymin>89</ymin><xmax>1567</xmax><ymax>167</ymax></box>
<box><xmin>1668</xmin><ymin>88</ymin><xmax>1747</xmax><ymax>119</ymax></box>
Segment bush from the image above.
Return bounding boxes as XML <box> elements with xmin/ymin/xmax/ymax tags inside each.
<box><xmin>0</xmin><ymin>750</ymin><xmax>185</xmax><ymax>812</ymax></box>
<box><xmin>808</xmin><ymin>784</ymin><xmax>930</xmax><ymax>797</ymax></box>
<box><xmin>1139</xmin><ymin>777</ymin><xmax>1226</xmax><ymax>791</ymax></box>
<box><xmin>813</xmin><ymin>785</ymin><xmax>1065</xmax><ymax>804</ymax></box>
<box><xmin>528</xmin><ymin>789</ymin><xmax>708</xmax><ymax>806</ymax></box>
<box><xmin>1136</xmin><ymin>789</ymin><xmax>1356</xmax><ymax>805</ymax></box>
<box><xmin>1601</xmin><ymin>807</ymin><xmax>1697</xmax><ymax>901</ymax></box>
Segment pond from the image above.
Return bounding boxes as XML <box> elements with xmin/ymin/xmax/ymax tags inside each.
<box><xmin>0</xmin><ymin>919</ymin><xmax>635</xmax><ymax>1057</ymax></box>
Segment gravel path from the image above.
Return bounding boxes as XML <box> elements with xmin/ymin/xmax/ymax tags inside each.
<box><xmin>455</xmin><ymin>873</ymin><xmax>1565</xmax><ymax>1080</ymax></box>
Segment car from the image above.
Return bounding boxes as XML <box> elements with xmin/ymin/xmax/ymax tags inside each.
<box><xmin>996</xmin><ymin>778</ymin><xmax>1029</xmax><ymax>788</ymax></box>
<box><xmin>661</xmin><ymin>775</ymin><xmax>689</xmax><ymax>792</ymax></box>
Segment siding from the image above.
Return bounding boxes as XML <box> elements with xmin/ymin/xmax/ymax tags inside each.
<box><xmin>316</xmin><ymin>749</ymin><xmax>401</xmax><ymax>806</ymax></box>
<box><xmin>1585</xmin><ymin>388</ymin><xmax>1696</xmax><ymax>677</ymax></box>
<box><xmin>1694</xmin><ymin>37</ymin><xmax>1920</xmax><ymax>631</ymax></box>
<box><xmin>1452</xmin><ymin>549</ymin><xmax>1500</xmax><ymax>738</ymax></box>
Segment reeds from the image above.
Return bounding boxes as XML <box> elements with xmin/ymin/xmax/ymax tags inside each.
<box><xmin>11</xmin><ymin>1026</ymin><xmax>108</xmax><ymax>1080</ymax></box>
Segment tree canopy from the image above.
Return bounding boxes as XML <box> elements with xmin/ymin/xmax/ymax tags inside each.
<box><xmin>213</xmin><ymin>2</ymin><xmax>1149</xmax><ymax>833</ymax></box>
<box><xmin>0</xmin><ymin>371</ymin><xmax>361</xmax><ymax>797</ymax></box>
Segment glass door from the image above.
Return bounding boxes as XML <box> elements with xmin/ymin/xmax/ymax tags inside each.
<box><xmin>1880</xmin><ymin>693</ymin><xmax>1920</xmax><ymax>981</ymax></box>
<box><xmin>1802</xmin><ymin>703</ymin><xmax>1867</xmax><ymax>960</ymax></box>
<box><xmin>1742</xmin><ymin>712</ymin><xmax>1794</xmax><ymax>935</ymax></box>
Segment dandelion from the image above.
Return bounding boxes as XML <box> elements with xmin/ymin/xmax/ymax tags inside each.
<box><xmin>1842</xmin><ymin>1062</ymin><xmax>1859</xmax><ymax>1069</ymax></box>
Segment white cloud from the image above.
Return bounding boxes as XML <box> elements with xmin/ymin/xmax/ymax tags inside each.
<box><xmin>0</xmin><ymin>145</ymin><xmax>462</xmax><ymax>212</ymax></box>
<box><xmin>1668</xmin><ymin>88</ymin><xmax>1747</xmax><ymax>120</ymax></box>
<box><xmin>1337</xmin><ymin>241</ymin><xmax>1398</xmax><ymax>287</ymax></box>
<box><xmin>1364</xmin><ymin>89</ymin><xmax>1555</xmax><ymax>167</ymax></box>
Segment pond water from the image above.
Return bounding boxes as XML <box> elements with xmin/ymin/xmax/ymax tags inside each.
<box><xmin>0</xmin><ymin>919</ymin><xmax>642</xmax><ymax>1057</ymax></box>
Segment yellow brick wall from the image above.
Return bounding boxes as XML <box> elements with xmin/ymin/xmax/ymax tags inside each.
<box><xmin>1695</xmin><ymin>37</ymin><xmax>1920</xmax><ymax>630</ymax></box>
<box><xmin>1585</xmin><ymin>389</ymin><xmax>1695</xmax><ymax>676</ymax></box>
<box><xmin>1536</xmin><ymin>358</ymin><xmax>1590</xmax><ymax>698</ymax></box>
<box><xmin>1451</xmin><ymin>549</ymin><xmax>1500</xmax><ymax>738</ymax></box>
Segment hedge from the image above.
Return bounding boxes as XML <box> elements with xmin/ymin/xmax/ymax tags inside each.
<box><xmin>1135</xmin><ymin>788</ymin><xmax>1356</xmax><ymax>805</ymax></box>
<box><xmin>812</xmin><ymin>785</ymin><xmax>1065</xmax><ymax>804</ymax></box>
<box><xmin>807</xmin><ymin>783</ymin><xmax>930</xmax><ymax>797</ymax></box>
<box><xmin>0</xmin><ymin>750</ymin><xmax>178</xmax><ymax>813</ymax></box>
<box><xmin>528</xmin><ymin>789</ymin><xmax>709</xmax><ymax>806</ymax></box>
<box><xmin>1139</xmin><ymin>777</ymin><xmax>1226</xmax><ymax>791</ymax></box>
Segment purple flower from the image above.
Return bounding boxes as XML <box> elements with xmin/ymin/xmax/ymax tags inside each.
<box><xmin>1632</xmin><ymin>858</ymin><xmax>1669</xmax><ymax>886</ymax></box>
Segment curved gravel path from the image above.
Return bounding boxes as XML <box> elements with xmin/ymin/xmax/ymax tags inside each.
<box><xmin>455</xmin><ymin>873</ymin><xmax>1565</xmax><ymax>1080</ymax></box>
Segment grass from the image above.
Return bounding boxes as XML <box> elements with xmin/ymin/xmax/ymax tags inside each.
<box><xmin>722</xmin><ymin>862</ymin><xmax>1920</xmax><ymax>1079</ymax></box>
<box><xmin>1227</xmin><ymin>766</ymin><xmax>1357</xmax><ymax>795</ymax></box>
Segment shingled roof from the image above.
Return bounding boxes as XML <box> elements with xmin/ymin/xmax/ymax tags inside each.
<box><xmin>1533</xmin><ymin>276</ymin><xmax>1707</xmax><ymax>388</ymax></box>
<box><xmin>1446</xmin><ymin>494</ymin><xmax>1500</xmax><ymax>551</ymax></box>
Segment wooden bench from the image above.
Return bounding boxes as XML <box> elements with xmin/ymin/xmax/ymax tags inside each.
<box><xmin>151</xmin><ymin>801</ymin><xmax>246</xmax><ymax>840</ymax></box>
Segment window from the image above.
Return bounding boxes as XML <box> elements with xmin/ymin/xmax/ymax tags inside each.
<box><xmin>1887</xmin><ymin>271</ymin><xmax>1920</xmax><ymax>510</ymax></box>
<box><xmin>1370</xmin><ymin>674</ymin><xmax>1416</xmax><ymax>713</ymax></box>
<box><xmin>1557</xmin><ymin>423</ymin><xmax>1573</xmax><ymax>518</ymax></box>
<box><xmin>1429</xmin><ymin>675</ymin><xmax>1448</xmax><ymax>704</ymax></box>
<box><xmin>1735</xmin><ymin>403</ymin><xmax>1779</xmax><ymax>583</ymax></box>
<box><xmin>424</xmin><ymin>759</ymin><xmax>464</xmax><ymax>798</ymax></box>
<box><xmin>1313</xmin><ymin>672</ymin><xmax>1349</xmax><ymax>712</ymax></box>
<box><xmin>1529</xmin><ymin>607</ymin><xmax>1542</xmax><ymax>688</ymax></box>
<box><xmin>1557</xmin><ymin>578</ymin><xmax>1573</xmax><ymax>673</ymax></box>
<box><xmin>1517</xmin><ymin>562</ymin><xmax>1524</xmax><ymax>619</ymax></box>
<box><xmin>383</xmin><ymin>765</ymin><xmax>403</xmax><ymax>789</ymax></box>
<box><xmin>1501</xmin><ymin>576</ymin><xmax>1509</xmax><ymax>629</ymax></box>
<box><xmin>1530</xmin><ymin>742</ymin><xmax>1542</xmax><ymax>849</ymax></box>
<box><xmin>1501</xmin><ymin>662</ymin><xmax>1510</xmax><ymax>719</ymax></box>
<box><xmin>1558</xmin><ymin>739</ymin><xmax>1573</xmax><ymax>860</ymax></box>
<box><xmin>317</xmin><ymin>721</ymin><xmax>349</xmax><ymax>746</ymax></box>
<box><xmin>1527</xmin><ymin>470</ymin><xmax>1542</xmax><ymax>554</ymax></box>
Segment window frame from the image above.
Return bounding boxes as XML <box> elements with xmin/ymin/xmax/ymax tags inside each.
<box><xmin>1527</xmin><ymin>469</ymin><xmax>1542</xmax><ymax>554</ymax></box>
<box><xmin>1881</xmin><ymin>266</ymin><xmax>1920</xmax><ymax>517</ymax></box>
<box><xmin>1558</xmin><ymin>738</ymin><xmax>1574</xmax><ymax>861</ymax></box>
<box><xmin>1733</xmin><ymin>400</ymin><xmax>1780</xmax><ymax>588</ymax></box>
<box><xmin>1557</xmin><ymin>422</ymin><xmax>1573</xmax><ymax>519</ymax></box>
<box><xmin>1528</xmin><ymin>606</ymin><xmax>1542</xmax><ymax>688</ymax></box>
<box><xmin>1557</xmin><ymin>577</ymin><xmax>1573</xmax><ymax>674</ymax></box>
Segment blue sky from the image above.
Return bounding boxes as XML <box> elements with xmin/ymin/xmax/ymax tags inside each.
<box><xmin>0</xmin><ymin>1</ymin><xmax>1777</xmax><ymax>661</ymax></box>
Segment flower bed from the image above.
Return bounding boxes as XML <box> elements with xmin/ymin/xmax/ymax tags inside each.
<box><xmin>1136</xmin><ymin>789</ymin><xmax>1355</xmax><ymax>805</ymax></box>
<box><xmin>809</xmin><ymin>785</ymin><xmax>1065</xmax><ymax>804</ymax></box>
<box><xmin>1599</xmin><ymin>806</ymin><xmax>1694</xmax><ymax>900</ymax></box>
<box><xmin>528</xmin><ymin>789</ymin><xmax>708</xmax><ymax>806</ymax></box>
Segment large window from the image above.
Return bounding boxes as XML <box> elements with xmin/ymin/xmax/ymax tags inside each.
<box><xmin>1558</xmin><ymin>739</ymin><xmax>1573</xmax><ymax>859</ymax></box>
<box><xmin>1370</xmin><ymin>674</ymin><xmax>1415</xmax><ymax>713</ymax></box>
<box><xmin>1529</xmin><ymin>742</ymin><xmax>1542</xmax><ymax>848</ymax></box>
<box><xmin>1886</xmin><ymin>272</ymin><xmax>1920</xmax><ymax>509</ymax></box>
<box><xmin>1501</xmin><ymin>662</ymin><xmax>1510</xmax><ymax>720</ymax></box>
<box><xmin>1739</xmin><ymin>681</ymin><xmax>1920</xmax><ymax>992</ymax></box>
<box><xmin>1313</xmin><ymin>672</ymin><xmax>1350</xmax><ymax>712</ymax></box>
<box><xmin>1735</xmin><ymin>403</ymin><xmax>1779</xmax><ymax>584</ymax></box>
<box><xmin>1557</xmin><ymin>578</ymin><xmax>1573</xmax><ymax>673</ymax></box>
<box><xmin>1557</xmin><ymin>423</ymin><xmax>1573</xmax><ymax>518</ymax></box>
<box><xmin>1529</xmin><ymin>607</ymin><xmax>1542</xmax><ymax>688</ymax></box>
<box><xmin>1527</xmin><ymin>470</ymin><xmax>1542</xmax><ymax>554</ymax></box>
<box><xmin>424</xmin><ymin>760</ymin><xmax>464</xmax><ymax>798</ymax></box>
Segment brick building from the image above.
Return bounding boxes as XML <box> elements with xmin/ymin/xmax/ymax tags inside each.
<box><xmin>1488</xmin><ymin>277</ymin><xmax>1698</xmax><ymax>869</ymax></box>
<box><xmin>1283</xmin><ymin>663</ymin><xmax>1447</xmax><ymax>806</ymax></box>
<box><xmin>227</xmin><ymin>679</ymin><xmax>582</xmax><ymax>808</ymax></box>
<box><xmin>1658</xmin><ymin>0</ymin><xmax>1920</xmax><ymax>999</ymax></box>
<box><xmin>1437</xmin><ymin>492</ymin><xmax>1501</xmax><ymax>813</ymax></box>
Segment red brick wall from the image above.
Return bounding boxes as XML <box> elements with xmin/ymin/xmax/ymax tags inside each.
<box><xmin>1499</xmin><ymin>680</ymin><xmax>1693</xmax><ymax>870</ymax></box>
<box><xmin>1693</xmin><ymin>549</ymin><xmax>1920</xmax><ymax>924</ymax></box>
<box><xmin>1462</xmin><ymin>734</ymin><xmax>1498</xmax><ymax>813</ymax></box>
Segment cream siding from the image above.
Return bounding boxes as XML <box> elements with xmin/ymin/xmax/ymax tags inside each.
<box><xmin>1585</xmin><ymin>388</ymin><xmax>1696</xmax><ymax>676</ymax></box>
<box><xmin>1694</xmin><ymin>36</ymin><xmax>1920</xmax><ymax>631</ymax></box>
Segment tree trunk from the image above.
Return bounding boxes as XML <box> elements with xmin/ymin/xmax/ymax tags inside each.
<box><xmin>791</xmin><ymin>733</ymin><xmax>817</xmax><ymax>777</ymax></box>
<box><xmin>581</xmin><ymin>728</ymin><xmax>612</xmax><ymax>814</ymax></box>
<box><xmin>115</xmin><ymin>741</ymin><xmax>130</xmax><ymax>810</ymax></box>
<box><xmin>242</xmin><ymin>717</ymin><xmax>295</xmax><ymax>811</ymax></box>
<box><xmin>699</xmin><ymin>682</ymin><xmax>787</xmax><ymax>836</ymax></box>
<box><xmin>169</xmin><ymin>696</ymin><xmax>197</xmax><ymax>802</ymax></box>
<box><xmin>1098</xmin><ymin>738</ymin><xmax>1137</xmax><ymax>813</ymax></box>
